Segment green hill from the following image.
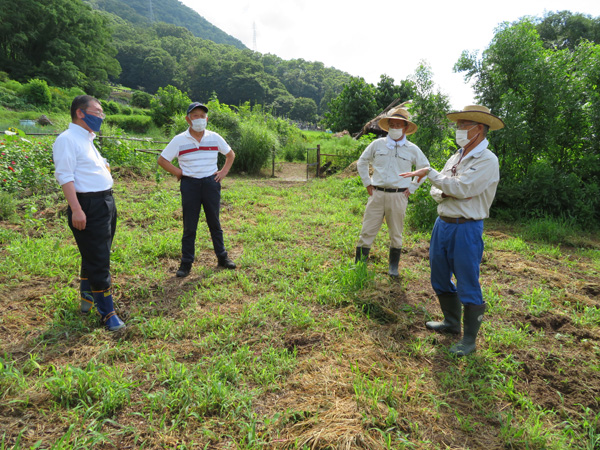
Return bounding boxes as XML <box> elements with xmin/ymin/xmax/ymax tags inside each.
<box><xmin>86</xmin><ymin>0</ymin><xmax>246</xmax><ymax>49</ymax></box>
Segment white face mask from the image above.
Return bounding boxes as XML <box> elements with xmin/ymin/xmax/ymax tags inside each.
<box><xmin>455</xmin><ymin>125</ymin><xmax>477</xmax><ymax>148</ymax></box>
<box><xmin>388</xmin><ymin>128</ymin><xmax>404</xmax><ymax>140</ymax></box>
<box><xmin>190</xmin><ymin>118</ymin><xmax>207</xmax><ymax>132</ymax></box>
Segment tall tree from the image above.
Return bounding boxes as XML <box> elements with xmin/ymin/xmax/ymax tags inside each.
<box><xmin>455</xmin><ymin>18</ymin><xmax>600</xmax><ymax>225</ymax></box>
<box><xmin>323</xmin><ymin>77</ymin><xmax>378</xmax><ymax>133</ymax></box>
<box><xmin>375</xmin><ymin>74</ymin><xmax>415</xmax><ymax>111</ymax></box>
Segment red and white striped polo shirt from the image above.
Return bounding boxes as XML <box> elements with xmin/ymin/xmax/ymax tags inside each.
<box><xmin>160</xmin><ymin>129</ymin><xmax>231</xmax><ymax>179</ymax></box>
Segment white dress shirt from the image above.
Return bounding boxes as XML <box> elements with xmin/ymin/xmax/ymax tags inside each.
<box><xmin>53</xmin><ymin>123</ymin><xmax>112</xmax><ymax>192</ymax></box>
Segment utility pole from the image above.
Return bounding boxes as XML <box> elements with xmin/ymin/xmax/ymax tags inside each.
<box><xmin>148</xmin><ymin>0</ymin><xmax>155</xmax><ymax>22</ymax></box>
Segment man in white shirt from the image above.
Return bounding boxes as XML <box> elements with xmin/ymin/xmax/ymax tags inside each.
<box><xmin>356</xmin><ymin>107</ymin><xmax>429</xmax><ymax>276</ymax></box>
<box><xmin>400</xmin><ymin>105</ymin><xmax>505</xmax><ymax>356</ymax></box>
<box><xmin>53</xmin><ymin>95</ymin><xmax>125</xmax><ymax>331</ymax></box>
<box><xmin>158</xmin><ymin>102</ymin><xmax>236</xmax><ymax>277</ymax></box>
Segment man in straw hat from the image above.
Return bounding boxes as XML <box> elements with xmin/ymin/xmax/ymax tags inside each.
<box><xmin>355</xmin><ymin>106</ymin><xmax>430</xmax><ymax>276</ymax></box>
<box><xmin>400</xmin><ymin>105</ymin><xmax>505</xmax><ymax>356</ymax></box>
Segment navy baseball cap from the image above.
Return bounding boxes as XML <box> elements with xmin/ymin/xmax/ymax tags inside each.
<box><xmin>186</xmin><ymin>102</ymin><xmax>208</xmax><ymax>115</ymax></box>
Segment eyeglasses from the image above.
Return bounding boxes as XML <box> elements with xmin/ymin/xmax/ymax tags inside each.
<box><xmin>84</xmin><ymin>109</ymin><xmax>106</xmax><ymax>119</ymax></box>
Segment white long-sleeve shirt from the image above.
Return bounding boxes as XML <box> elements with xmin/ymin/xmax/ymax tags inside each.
<box><xmin>53</xmin><ymin>123</ymin><xmax>112</xmax><ymax>193</ymax></box>
<box><xmin>357</xmin><ymin>135</ymin><xmax>429</xmax><ymax>193</ymax></box>
<box><xmin>428</xmin><ymin>139</ymin><xmax>499</xmax><ymax>220</ymax></box>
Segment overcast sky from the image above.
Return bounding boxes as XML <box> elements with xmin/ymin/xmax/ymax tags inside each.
<box><xmin>180</xmin><ymin>0</ymin><xmax>600</xmax><ymax>109</ymax></box>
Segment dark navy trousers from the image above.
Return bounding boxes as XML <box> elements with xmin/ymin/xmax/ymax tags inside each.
<box><xmin>180</xmin><ymin>175</ymin><xmax>226</xmax><ymax>263</ymax></box>
<box><xmin>68</xmin><ymin>192</ymin><xmax>117</xmax><ymax>292</ymax></box>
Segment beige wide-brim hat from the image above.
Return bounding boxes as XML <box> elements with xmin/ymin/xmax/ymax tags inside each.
<box><xmin>446</xmin><ymin>105</ymin><xmax>505</xmax><ymax>131</ymax></box>
<box><xmin>378</xmin><ymin>107</ymin><xmax>418</xmax><ymax>135</ymax></box>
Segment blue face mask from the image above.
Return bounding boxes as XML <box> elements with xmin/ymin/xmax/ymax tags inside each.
<box><xmin>81</xmin><ymin>110</ymin><xmax>104</xmax><ymax>132</ymax></box>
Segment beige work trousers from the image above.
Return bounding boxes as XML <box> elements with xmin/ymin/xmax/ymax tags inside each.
<box><xmin>357</xmin><ymin>190</ymin><xmax>408</xmax><ymax>249</ymax></box>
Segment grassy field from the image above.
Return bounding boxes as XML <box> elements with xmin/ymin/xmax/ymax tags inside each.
<box><xmin>0</xmin><ymin>169</ymin><xmax>599</xmax><ymax>449</ymax></box>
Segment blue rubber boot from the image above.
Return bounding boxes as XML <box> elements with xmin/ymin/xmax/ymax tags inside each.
<box><xmin>80</xmin><ymin>277</ymin><xmax>94</xmax><ymax>314</ymax></box>
<box><xmin>93</xmin><ymin>289</ymin><xmax>126</xmax><ymax>332</ymax></box>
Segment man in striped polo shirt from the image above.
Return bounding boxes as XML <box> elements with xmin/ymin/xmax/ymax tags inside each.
<box><xmin>158</xmin><ymin>102</ymin><xmax>236</xmax><ymax>277</ymax></box>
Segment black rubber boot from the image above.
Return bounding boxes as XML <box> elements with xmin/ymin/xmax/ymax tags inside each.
<box><xmin>218</xmin><ymin>255</ymin><xmax>236</xmax><ymax>269</ymax></box>
<box><xmin>355</xmin><ymin>247</ymin><xmax>370</xmax><ymax>263</ymax></box>
<box><xmin>388</xmin><ymin>247</ymin><xmax>401</xmax><ymax>277</ymax></box>
<box><xmin>426</xmin><ymin>292</ymin><xmax>462</xmax><ymax>334</ymax></box>
<box><xmin>450</xmin><ymin>302</ymin><xmax>487</xmax><ymax>356</ymax></box>
<box><xmin>176</xmin><ymin>261</ymin><xmax>192</xmax><ymax>277</ymax></box>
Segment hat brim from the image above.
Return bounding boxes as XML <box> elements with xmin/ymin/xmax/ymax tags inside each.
<box><xmin>446</xmin><ymin>111</ymin><xmax>504</xmax><ymax>131</ymax></box>
<box><xmin>378</xmin><ymin>117</ymin><xmax>418</xmax><ymax>135</ymax></box>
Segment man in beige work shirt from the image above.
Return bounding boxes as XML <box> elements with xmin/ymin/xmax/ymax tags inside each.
<box><xmin>356</xmin><ymin>106</ymin><xmax>429</xmax><ymax>276</ymax></box>
<box><xmin>401</xmin><ymin>105</ymin><xmax>505</xmax><ymax>356</ymax></box>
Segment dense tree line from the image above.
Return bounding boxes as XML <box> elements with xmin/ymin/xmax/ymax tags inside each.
<box><xmin>0</xmin><ymin>0</ymin><xmax>120</xmax><ymax>97</ymax></box>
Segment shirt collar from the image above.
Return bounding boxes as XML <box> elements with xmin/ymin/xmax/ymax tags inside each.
<box><xmin>68</xmin><ymin>122</ymin><xmax>96</xmax><ymax>141</ymax></box>
<box><xmin>460</xmin><ymin>138</ymin><xmax>488</xmax><ymax>160</ymax></box>
<box><xmin>185</xmin><ymin>128</ymin><xmax>206</xmax><ymax>143</ymax></box>
<box><xmin>386</xmin><ymin>134</ymin><xmax>406</xmax><ymax>149</ymax></box>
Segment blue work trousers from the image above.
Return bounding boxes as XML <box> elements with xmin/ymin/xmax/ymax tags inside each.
<box><xmin>180</xmin><ymin>175</ymin><xmax>226</xmax><ymax>263</ymax></box>
<box><xmin>429</xmin><ymin>217</ymin><xmax>484</xmax><ymax>305</ymax></box>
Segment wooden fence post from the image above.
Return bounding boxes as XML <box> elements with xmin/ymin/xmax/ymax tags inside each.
<box><xmin>316</xmin><ymin>144</ymin><xmax>321</xmax><ymax>178</ymax></box>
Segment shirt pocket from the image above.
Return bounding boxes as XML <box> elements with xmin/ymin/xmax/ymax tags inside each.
<box><xmin>373</xmin><ymin>148</ymin><xmax>389</xmax><ymax>171</ymax></box>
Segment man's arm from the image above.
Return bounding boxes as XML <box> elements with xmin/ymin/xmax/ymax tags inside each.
<box><xmin>357</xmin><ymin>143</ymin><xmax>375</xmax><ymax>195</ymax></box>
<box><xmin>215</xmin><ymin>150</ymin><xmax>235</xmax><ymax>182</ymax></box>
<box><xmin>61</xmin><ymin>181</ymin><xmax>86</xmax><ymax>230</ymax></box>
<box><xmin>158</xmin><ymin>155</ymin><xmax>183</xmax><ymax>180</ymax></box>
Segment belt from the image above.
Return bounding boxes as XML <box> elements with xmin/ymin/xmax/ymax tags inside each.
<box><xmin>440</xmin><ymin>216</ymin><xmax>476</xmax><ymax>224</ymax></box>
<box><xmin>77</xmin><ymin>189</ymin><xmax>113</xmax><ymax>198</ymax></box>
<box><xmin>373</xmin><ymin>186</ymin><xmax>407</xmax><ymax>193</ymax></box>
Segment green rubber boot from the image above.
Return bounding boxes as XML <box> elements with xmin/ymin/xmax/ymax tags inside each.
<box><xmin>426</xmin><ymin>292</ymin><xmax>462</xmax><ymax>335</ymax></box>
<box><xmin>388</xmin><ymin>247</ymin><xmax>401</xmax><ymax>277</ymax></box>
<box><xmin>355</xmin><ymin>247</ymin><xmax>370</xmax><ymax>263</ymax></box>
<box><xmin>450</xmin><ymin>303</ymin><xmax>487</xmax><ymax>356</ymax></box>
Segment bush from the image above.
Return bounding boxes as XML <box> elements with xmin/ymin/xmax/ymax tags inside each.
<box><xmin>22</xmin><ymin>79</ymin><xmax>52</xmax><ymax>107</ymax></box>
<box><xmin>104</xmin><ymin>115</ymin><xmax>153</xmax><ymax>134</ymax></box>
<box><xmin>0</xmin><ymin>86</ymin><xmax>27</xmax><ymax>109</ymax></box>
<box><xmin>150</xmin><ymin>85</ymin><xmax>190</xmax><ymax>129</ymax></box>
<box><xmin>495</xmin><ymin>160</ymin><xmax>600</xmax><ymax>230</ymax></box>
<box><xmin>234</xmin><ymin>121</ymin><xmax>279</xmax><ymax>175</ymax></box>
<box><xmin>121</xmin><ymin>106</ymin><xmax>133</xmax><ymax>116</ymax></box>
<box><xmin>101</xmin><ymin>100</ymin><xmax>121</xmax><ymax>115</ymax></box>
<box><xmin>131</xmin><ymin>90</ymin><xmax>153</xmax><ymax>109</ymax></box>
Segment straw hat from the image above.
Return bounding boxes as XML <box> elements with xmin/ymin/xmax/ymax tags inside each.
<box><xmin>446</xmin><ymin>105</ymin><xmax>505</xmax><ymax>131</ymax></box>
<box><xmin>378</xmin><ymin>107</ymin><xmax>418</xmax><ymax>135</ymax></box>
